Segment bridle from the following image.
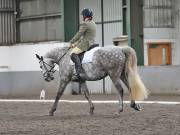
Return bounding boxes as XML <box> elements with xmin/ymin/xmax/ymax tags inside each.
<box><xmin>40</xmin><ymin>60</ymin><xmax>56</xmax><ymax>78</ymax></box>
<box><xmin>39</xmin><ymin>47</ymin><xmax>71</xmax><ymax>78</ymax></box>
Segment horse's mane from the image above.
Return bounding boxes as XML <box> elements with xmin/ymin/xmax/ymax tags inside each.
<box><xmin>45</xmin><ymin>46</ymin><xmax>69</xmax><ymax>60</ymax></box>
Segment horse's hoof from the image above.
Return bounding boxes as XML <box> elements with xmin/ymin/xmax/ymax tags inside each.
<box><xmin>49</xmin><ymin>111</ymin><xmax>54</xmax><ymax>116</ymax></box>
<box><xmin>89</xmin><ymin>107</ymin><xmax>94</xmax><ymax>115</ymax></box>
<box><xmin>49</xmin><ymin>108</ymin><xmax>56</xmax><ymax>116</ymax></box>
<box><xmin>89</xmin><ymin>109</ymin><xmax>94</xmax><ymax>115</ymax></box>
<box><xmin>49</xmin><ymin>113</ymin><xmax>54</xmax><ymax>116</ymax></box>
<box><xmin>118</xmin><ymin>109</ymin><xmax>123</xmax><ymax>113</ymax></box>
<box><xmin>131</xmin><ymin>103</ymin><xmax>142</xmax><ymax>111</ymax></box>
<box><xmin>118</xmin><ymin>106</ymin><xmax>123</xmax><ymax>113</ymax></box>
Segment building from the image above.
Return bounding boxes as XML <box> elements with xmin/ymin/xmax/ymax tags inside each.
<box><xmin>143</xmin><ymin>0</ymin><xmax>180</xmax><ymax>66</ymax></box>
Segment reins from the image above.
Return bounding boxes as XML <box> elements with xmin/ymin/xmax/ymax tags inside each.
<box><xmin>56</xmin><ymin>47</ymin><xmax>71</xmax><ymax>64</ymax></box>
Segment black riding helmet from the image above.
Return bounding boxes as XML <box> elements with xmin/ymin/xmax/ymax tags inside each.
<box><xmin>81</xmin><ymin>8</ymin><xmax>93</xmax><ymax>18</ymax></box>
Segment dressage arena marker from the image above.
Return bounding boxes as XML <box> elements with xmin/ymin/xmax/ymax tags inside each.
<box><xmin>0</xmin><ymin>99</ymin><xmax>180</xmax><ymax>105</ymax></box>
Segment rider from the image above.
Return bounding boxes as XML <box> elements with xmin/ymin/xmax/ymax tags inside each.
<box><xmin>69</xmin><ymin>8</ymin><xmax>96</xmax><ymax>80</ymax></box>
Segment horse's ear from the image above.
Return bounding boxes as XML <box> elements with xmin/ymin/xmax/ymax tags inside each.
<box><xmin>41</xmin><ymin>56</ymin><xmax>43</xmax><ymax>61</ymax></box>
<box><xmin>35</xmin><ymin>54</ymin><xmax>41</xmax><ymax>60</ymax></box>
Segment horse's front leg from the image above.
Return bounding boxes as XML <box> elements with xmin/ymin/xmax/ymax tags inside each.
<box><xmin>49</xmin><ymin>80</ymin><xmax>69</xmax><ymax>116</ymax></box>
<box><xmin>80</xmin><ymin>81</ymin><xmax>94</xmax><ymax>115</ymax></box>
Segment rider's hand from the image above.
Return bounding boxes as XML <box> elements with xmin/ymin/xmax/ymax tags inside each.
<box><xmin>70</xmin><ymin>43</ymin><xmax>75</xmax><ymax>48</ymax></box>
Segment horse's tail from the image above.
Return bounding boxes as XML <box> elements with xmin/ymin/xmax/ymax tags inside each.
<box><xmin>122</xmin><ymin>46</ymin><xmax>148</xmax><ymax>101</ymax></box>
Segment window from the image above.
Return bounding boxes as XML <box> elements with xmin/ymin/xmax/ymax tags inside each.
<box><xmin>143</xmin><ymin>0</ymin><xmax>173</xmax><ymax>28</ymax></box>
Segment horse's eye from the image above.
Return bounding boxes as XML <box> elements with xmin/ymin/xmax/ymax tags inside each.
<box><xmin>40</xmin><ymin>66</ymin><xmax>42</xmax><ymax>69</ymax></box>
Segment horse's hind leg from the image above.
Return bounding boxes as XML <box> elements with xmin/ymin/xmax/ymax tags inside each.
<box><xmin>121</xmin><ymin>73</ymin><xmax>142</xmax><ymax>111</ymax></box>
<box><xmin>111</xmin><ymin>77</ymin><xmax>124</xmax><ymax>113</ymax></box>
<box><xmin>80</xmin><ymin>81</ymin><xmax>94</xmax><ymax>115</ymax></box>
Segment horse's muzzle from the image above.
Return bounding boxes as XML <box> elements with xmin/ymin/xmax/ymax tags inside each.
<box><xmin>45</xmin><ymin>77</ymin><xmax>54</xmax><ymax>82</ymax></box>
<box><xmin>44</xmin><ymin>73</ymin><xmax>54</xmax><ymax>82</ymax></box>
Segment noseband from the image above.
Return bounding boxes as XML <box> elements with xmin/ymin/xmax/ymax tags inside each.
<box><xmin>40</xmin><ymin>60</ymin><xmax>56</xmax><ymax>77</ymax></box>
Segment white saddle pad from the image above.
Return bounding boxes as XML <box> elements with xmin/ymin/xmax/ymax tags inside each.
<box><xmin>70</xmin><ymin>47</ymin><xmax>101</xmax><ymax>65</ymax></box>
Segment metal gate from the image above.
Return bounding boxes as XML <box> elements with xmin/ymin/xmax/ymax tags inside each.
<box><xmin>0</xmin><ymin>0</ymin><xmax>16</xmax><ymax>45</ymax></box>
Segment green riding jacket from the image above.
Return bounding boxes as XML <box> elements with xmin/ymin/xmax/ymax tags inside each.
<box><xmin>70</xmin><ymin>20</ymin><xmax>96</xmax><ymax>51</ymax></box>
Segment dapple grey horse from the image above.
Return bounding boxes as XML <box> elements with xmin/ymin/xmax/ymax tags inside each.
<box><xmin>36</xmin><ymin>45</ymin><xmax>148</xmax><ymax>116</ymax></box>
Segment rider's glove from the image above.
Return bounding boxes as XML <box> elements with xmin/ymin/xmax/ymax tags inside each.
<box><xmin>69</xmin><ymin>43</ymin><xmax>76</xmax><ymax>48</ymax></box>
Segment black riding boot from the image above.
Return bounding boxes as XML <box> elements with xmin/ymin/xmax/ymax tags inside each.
<box><xmin>71</xmin><ymin>53</ymin><xmax>85</xmax><ymax>80</ymax></box>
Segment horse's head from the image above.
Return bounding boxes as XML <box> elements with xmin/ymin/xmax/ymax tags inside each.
<box><xmin>36</xmin><ymin>54</ymin><xmax>56</xmax><ymax>82</ymax></box>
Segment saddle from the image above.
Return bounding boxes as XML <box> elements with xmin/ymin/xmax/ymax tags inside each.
<box><xmin>78</xmin><ymin>44</ymin><xmax>99</xmax><ymax>62</ymax></box>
